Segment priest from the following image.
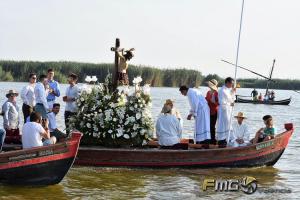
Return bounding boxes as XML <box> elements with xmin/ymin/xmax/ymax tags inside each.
<box><xmin>216</xmin><ymin>77</ymin><xmax>236</xmax><ymax>147</ymax></box>
<box><xmin>179</xmin><ymin>86</ymin><xmax>211</xmax><ymax>146</ymax></box>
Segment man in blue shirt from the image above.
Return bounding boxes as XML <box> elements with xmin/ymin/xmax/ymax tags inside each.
<box><xmin>47</xmin><ymin>69</ymin><xmax>61</xmax><ymax>109</ymax></box>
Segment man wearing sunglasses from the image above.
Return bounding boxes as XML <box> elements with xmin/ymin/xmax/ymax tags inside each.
<box><xmin>20</xmin><ymin>73</ymin><xmax>37</xmax><ymax>123</ymax></box>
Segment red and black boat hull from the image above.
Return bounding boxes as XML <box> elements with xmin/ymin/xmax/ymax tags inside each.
<box><xmin>0</xmin><ymin>157</ymin><xmax>75</xmax><ymax>185</ymax></box>
<box><xmin>0</xmin><ymin>132</ymin><xmax>82</xmax><ymax>185</ymax></box>
<box><xmin>75</xmin><ymin>124</ymin><xmax>293</xmax><ymax>168</ymax></box>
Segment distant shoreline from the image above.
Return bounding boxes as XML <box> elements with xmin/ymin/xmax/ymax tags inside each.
<box><xmin>0</xmin><ymin>60</ymin><xmax>299</xmax><ymax>90</ymax></box>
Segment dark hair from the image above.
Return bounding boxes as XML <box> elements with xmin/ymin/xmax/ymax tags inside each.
<box><xmin>39</xmin><ymin>74</ymin><xmax>47</xmax><ymax>81</ymax></box>
<box><xmin>53</xmin><ymin>103</ymin><xmax>60</xmax><ymax>108</ymax></box>
<box><xmin>263</xmin><ymin>115</ymin><xmax>272</xmax><ymax>121</ymax></box>
<box><xmin>30</xmin><ymin>112</ymin><xmax>41</xmax><ymax>122</ymax></box>
<box><xmin>68</xmin><ymin>73</ymin><xmax>78</xmax><ymax>80</ymax></box>
<box><xmin>47</xmin><ymin>69</ymin><xmax>54</xmax><ymax>73</ymax></box>
<box><xmin>29</xmin><ymin>73</ymin><xmax>36</xmax><ymax>79</ymax></box>
<box><xmin>225</xmin><ymin>77</ymin><xmax>234</xmax><ymax>84</ymax></box>
<box><xmin>179</xmin><ymin>85</ymin><xmax>189</xmax><ymax>92</ymax></box>
<box><xmin>124</xmin><ymin>51</ymin><xmax>133</xmax><ymax>60</ymax></box>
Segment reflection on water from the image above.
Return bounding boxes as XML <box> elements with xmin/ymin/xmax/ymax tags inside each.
<box><xmin>0</xmin><ymin>82</ymin><xmax>299</xmax><ymax>199</ymax></box>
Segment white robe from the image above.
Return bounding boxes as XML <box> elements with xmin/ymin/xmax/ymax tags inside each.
<box><xmin>187</xmin><ymin>88</ymin><xmax>211</xmax><ymax>142</ymax></box>
<box><xmin>216</xmin><ymin>86</ymin><xmax>235</xmax><ymax>141</ymax></box>
<box><xmin>229</xmin><ymin>122</ymin><xmax>250</xmax><ymax>147</ymax></box>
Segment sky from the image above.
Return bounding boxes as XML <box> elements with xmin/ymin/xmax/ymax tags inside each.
<box><xmin>0</xmin><ymin>0</ymin><xmax>299</xmax><ymax>79</ymax></box>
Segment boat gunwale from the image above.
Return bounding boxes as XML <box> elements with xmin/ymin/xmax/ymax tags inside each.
<box><xmin>78</xmin><ymin>129</ymin><xmax>293</xmax><ymax>153</ymax></box>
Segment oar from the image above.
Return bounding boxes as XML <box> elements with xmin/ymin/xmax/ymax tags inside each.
<box><xmin>221</xmin><ymin>59</ymin><xmax>276</xmax><ymax>82</ymax></box>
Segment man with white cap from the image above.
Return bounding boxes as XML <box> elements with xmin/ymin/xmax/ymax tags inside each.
<box><xmin>229</xmin><ymin>112</ymin><xmax>250</xmax><ymax>147</ymax></box>
<box><xmin>2</xmin><ymin>89</ymin><xmax>21</xmax><ymax>144</ymax></box>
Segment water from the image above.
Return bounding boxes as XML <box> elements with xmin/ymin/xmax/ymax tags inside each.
<box><xmin>0</xmin><ymin>82</ymin><xmax>299</xmax><ymax>199</ymax></box>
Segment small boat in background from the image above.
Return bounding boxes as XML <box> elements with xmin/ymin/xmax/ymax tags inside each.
<box><xmin>223</xmin><ymin>59</ymin><xmax>293</xmax><ymax>105</ymax></box>
<box><xmin>0</xmin><ymin>132</ymin><xmax>82</xmax><ymax>185</ymax></box>
<box><xmin>74</xmin><ymin>124</ymin><xmax>294</xmax><ymax>168</ymax></box>
<box><xmin>236</xmin><ymin>96</ymin><xmax>291</xmax><ymax>105</ymax></box>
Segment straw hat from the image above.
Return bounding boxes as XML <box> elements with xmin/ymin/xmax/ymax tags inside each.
<box><xmin>207</xmin><ymin>79</ymin><xmax>218</xmax><ymax>91</ymax></box>
<box><xmin>6</xmin><ymin>90</ymin><xmax>18</xmax><ymax>98</ymax></box>
<box><xmin>161</xmin><ymin>104</ymin><xmax>172</xmax><ymax>114</ymax></box>
<box><xmin>234</xmin><ymin>112</ymin><xmax>247</xmax><ymax>119</ymax></box>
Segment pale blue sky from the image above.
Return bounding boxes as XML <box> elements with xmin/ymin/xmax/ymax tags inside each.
<box><xmin>0</xmin><ymin>0</ymin><xmax>299</xmax><ymax>79</ymax></box>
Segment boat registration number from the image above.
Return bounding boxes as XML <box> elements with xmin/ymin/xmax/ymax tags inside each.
<box><xmin>256</xmin><ymin>141</ymin><xmax>274</xmax><ymax>150</ymax></box>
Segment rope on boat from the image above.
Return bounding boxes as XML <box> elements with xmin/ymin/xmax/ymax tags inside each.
<box><xmin>227</xmin><ymin>0</ymin><xmax>245</xmax><ymax>143</ymax></box>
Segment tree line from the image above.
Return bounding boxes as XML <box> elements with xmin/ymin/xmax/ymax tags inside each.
<box><xmin>0</xmin><ymin>60</ymin><xmax>299</xmax><ymax>90</ymax></box>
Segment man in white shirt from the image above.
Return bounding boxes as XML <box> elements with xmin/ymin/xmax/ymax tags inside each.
<box><xmin>63</xmin><ymin>73</ymin><xmax>79</xmax><ymax>134</ymax></box>
<box><xmin>34</xmin><ymin>74</ymin><xmax>50</xmax><ymax>119</ymax></box>
<box><xmin>21</xmin><ymin>73</ymin><xmax>36</xmax><ymax>123</ymax></box>
<box><xmin>156</xmin><ymin>104</ymin><xmax>184</xmax><ymax>149</ymax></box>
<box><xmin>47</xmin><ymin>103</ymin><xmax>66</xmax><ymax>142</ymax></box>
<box><xmin>179</xmin><ymin>86</ymin><xmax>211</xmax><ymax>147</ymax></box>
<box><xmin>216</xmin><ymin>77</ymin><xmax>236</xmax><ymax>148</ymax></box>
<box><xmin>229</xmin><ymin>112</ymin><xmax>250</xmax><ymax>147</ymax></box>
<box><xmin>22</xmin><ymin>112</ymin><xmax>56</xmax><ymax>149</ymax></box>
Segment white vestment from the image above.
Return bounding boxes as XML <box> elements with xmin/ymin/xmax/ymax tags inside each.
<box><xmin>216</xmin><ymin>86</ymin><xmax>235</xmax><ymax>141</ymax></box>
<box><xmin>187</xmin><ymin>88</ymin><xmax>211</xmax><ymax>142</ymax></box>
<box><xmin>229</xmin><ymin>122</ymin><xmax>250</xmax><ymax>147</ymax></box>
<box><xmin>156</xmin><ymin>114</ymin><xmax>182</xmax><ymax>146</ymax></box>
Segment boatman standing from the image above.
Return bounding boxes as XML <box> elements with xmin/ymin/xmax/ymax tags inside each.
<box><xmin>47</xmin><ymin>69</ymin><xmax>61</xmax><ymax>109</ymax></box>
<box><xmin>179</xmin><ymin>86</ymin><xmax>211</xmax><ymax>146</ymax></box>
<box><xmin>216</xmin><ymin>77</ymin><xmax>236</xmax><ymax>148</ymax></box>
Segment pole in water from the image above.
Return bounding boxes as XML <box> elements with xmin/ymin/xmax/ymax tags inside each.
<box><xmin>227</xmin><ymin>0</ymin><xmax>245</xmax><ymax>144</ymax></box>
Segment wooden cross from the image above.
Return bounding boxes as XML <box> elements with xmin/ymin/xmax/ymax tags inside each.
<box><xmin>111</xmin><ymin>38</ymin><xmax>120</xmax><ymax>91</ymax></box>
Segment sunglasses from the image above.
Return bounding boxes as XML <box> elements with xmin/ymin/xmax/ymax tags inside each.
<box><xmin>31</xmin><ymin>77</ymin><xmax>37</xmax><ymax>79</ymax></box>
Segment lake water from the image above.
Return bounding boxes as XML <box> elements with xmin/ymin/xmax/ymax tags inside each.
<box><xmin>0</xmin><ymin>82</ymin><xmax>299</xmax><ymax>199</ymax></box>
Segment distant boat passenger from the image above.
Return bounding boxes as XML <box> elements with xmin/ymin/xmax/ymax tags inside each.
<box><xmin>251</xmin><ymin>88</ymin><xmax>258</xmax><ymax>101</ymax></box>
<box><xmin>258</xmin><ymin>93</ymin><xmax>263</xmax><ymax>101</ymax></box>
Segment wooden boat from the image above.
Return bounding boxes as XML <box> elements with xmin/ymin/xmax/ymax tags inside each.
<box><xmin>75</xmin><ymin>124</ymin><xmax>294</xmax><ymax>168</ymax></box>
<box><xmin>235</xmin><ymin>96</ymin><xmax>291</xmax><ymax>105</ymax></box>
<box><xmin>229</xmin><ymin>59</ymin><xmax>292</xmax><ymax>105</ymax></box>
<box><xmin>0</xmin><ymin>132</ymin><xmax>82</xmax><ymax>185</ymax></box>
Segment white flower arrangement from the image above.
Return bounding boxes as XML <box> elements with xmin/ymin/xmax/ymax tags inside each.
<box><xmin>69</xmin><ymin>75</ymin><xmax>154</xmax><ymax>147</ymax></box>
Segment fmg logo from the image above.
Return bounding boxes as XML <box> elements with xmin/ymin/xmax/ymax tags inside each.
<box><xmin>202</xmin><ymin>176</ymin><xmax>257</xmax><ymax>194</ymax></box>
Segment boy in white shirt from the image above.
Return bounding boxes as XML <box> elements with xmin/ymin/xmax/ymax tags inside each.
<box><xmin>47</xmin><ymin>103</ymin><xmax>66</xmax><ymax>142</ymax></box>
